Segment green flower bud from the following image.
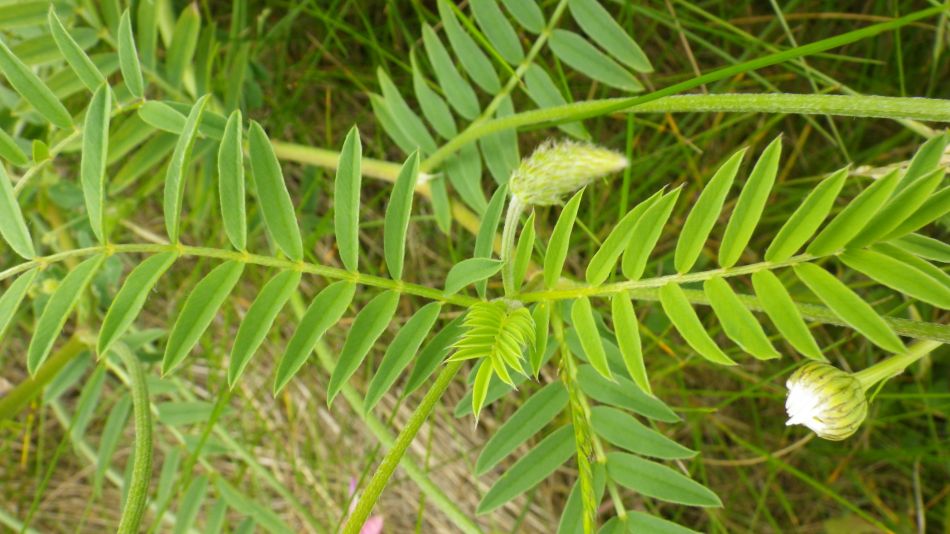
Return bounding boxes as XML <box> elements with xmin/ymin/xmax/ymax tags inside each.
<box><xmin>785</xmin><ymin>362</ymin><xmax>868</xmax><ymax>441</ymax></box>
<box><xmin>509</xmin><ymin>140</ymin><xmax>627</xmax><ymax>206</ymax></box>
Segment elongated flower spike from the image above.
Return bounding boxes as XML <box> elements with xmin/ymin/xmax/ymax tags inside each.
<box><xmin>785</xmin><ymin>362</ymin><xmax>868</xmax><ymax>441</ymax></box>
<box><xmin>509</xmin><ymin>139</ymin><xmax>628</xmax><ymax>207</ymax></box>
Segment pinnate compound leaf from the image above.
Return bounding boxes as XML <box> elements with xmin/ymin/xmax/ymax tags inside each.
<box><xmin>248</xmin><ymin>121</ymin><xmax>303</xmax><ymax>261</ymax></box>
<box><xmin>48</xmin><ymin>8</ymin><xmax>105</xmax><ymax>92</ymax></box>
<box><xmin>577</xmin><ymin>364</ymin><xmax>679</xmax><ymax>422</ymax></box>
<box><xmin>0</xmin><ymin>165</ymin><xmax>35</xmax><ymax>259</ymax></box>
<box><xmin>162</xmin><ymin>260</ymin><xmax>245</xmax><ymax>375</ymax></box>
<box><xmin>470</xmin><ymin>0</ymin><xmax>524</xmax><ymax>64</ymax></box>
<box><xmin>544</xmin><ymin>189</ymin><xmax>585</xmax><ymax>288</ymax></box>
<box><xmin>659</xmin><ymin>283</ymin><xmax>736</xmax><ymax>365</ymax></box>
<box><xmin>572</xmin><ymin>297</ymin><xmax>612</xmax><ymax>380</ymax></box>
<box><xmin>591</xmin><ymin>406</ymin><xmax>696</xmax><ymax>459</ymax></box>
<box><xmin>274</xmin><ymin>281</ymin><xmax>355</xmax><ymax>394</ymax></box>
<box><xmin>364</xmin><ymin>302</ymin><xmax>442</xmax><ymax>412</ymax></box>
<box><xmin>764</xmin><ymin>167</ymin><xmax>847</xmax><ymax>262</ymax></box>
<box><xmin>0</xmin><ymin>268</ymin><xmax>37</xmax><ymax>344</ymax></box>
<box><xmin>568</xmin><ymin>0</ymin><xmax>652</xmax><ymax>72</ymax></box>
<box><xmin>421</xmin><ymin>23</ymin><xmax>479</xmax><ymax>120</ymax></box>
<box><xmin>117</xmin><ymin>10</ymin><xmax>144</xmax><ymax>98</ymax></box>
<box><xmin>27</xmin><ymin>255</ymin><xmax>104</xmax><ymax>374</ymax></box>
<box><xmin>327</xmin><ymin>291</ymin><xmax>400</xmax><ymax>404</ymax></box>
<box><xmin>164</xmin><ymin>94</ymin><xmax>210</xmax><ymax>242</ymax></box>
<box><xmin>384</xmin><ymin>152</ymin><xmax>420</xmax><ymax>280</ymax></box>
<box><xmin>622</xmin><ymin>187</ymin><xmax>680</xmax><ymax>280</ymax></box>
<box><xmin>444</xmin><ymin>258</ymin><xmax>503</xmax><ymax>295</ymax></box>
<box><xmin>703</xmin><ymin>277</ymin><xmax>780</xmax><ymax>360</ymax></box>
<box><xmin>586</xmin><ymin>191</ymin><xmax>660</xmax><ymax>286</ymax></box>
<box><xmin>228</xmin><ymin>270</ymin><xmax>301</xmax><ymax>387</ymax></box>
<box><xmin>719</xmin><ymin>136</ymin><xmax>781</xmax><ymax>268</ymax></box>
<box><xmin>611</xmin><ymin>293</ymin><xmax>650</xmax><ymax>394</ymax></box>
<box><xmin>218</xmin><ymin>110</ymin><xmax>246</xmax><ymax>250</ymax></box>
<box><xmin>548</xmin><ymin>30</ymin><xmax>642</xmax><ymax>92</ymax></box>
<box><xmin>606</xmin><ymin>452</ymin><xmax>722</xmax><ymax>507</ymax></box>
<box><xmin>806</xmin><ymin>169</ymin><xmax>900</xmax><ymax>256</ymax></box>
<box><xmin>477</xmin><ymin>425</ymin><xmax>575</xmax><ymax>514</ymax></box>
<box><xmin>793</xmin><ymin>263</ymin><xmax>905</xmax><ymax>353</ymax></box>
<box><xmin>98</xmin><ymin>252</ymin><xmax>177</xmax><ymax>357</ymax></box>
<box><xmin>749</xmin><ymin>270</ymin><xmax>824</xmax><ymax>360</ymax></box>
<box><xmin>0</xmin><ymin>38</ymin><xmax>72</xmax><ymax>128</ymax></box>
<box><xmin>334</xmin><ymin>126</ymin><xmax>362</xmax><ymax>271</ymax></box>
<box><xmin>476</xmin><ymin>381</ymin><xmax>568</xmax><ymax>475</ymax></box>
<box><xmin>674</xmin><ymin>148</ymin><xmax>746</xmax><ymax>273</ymax></box>
<box><xmin>839</xmin><ymin>248</ymin><xmax>950</xmax><ymax>309</ymax></box>
<box><xmin>81</xmin><ymin>83</ymin><xmax>110</xmax><ymax>244</ymax></box>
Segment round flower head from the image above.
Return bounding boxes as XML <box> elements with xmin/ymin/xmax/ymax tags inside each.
<box><xmin>785</xmin><ymin>362</ymin><xmax>868</xmax><ymax>441</ymax></box>
<box><xmin>509</xmin><ymin>140</ymin><xmax>628</xmax><ymax>206</ymax></box>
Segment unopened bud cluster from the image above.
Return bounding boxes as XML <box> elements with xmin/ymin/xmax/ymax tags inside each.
<box><xmin>785</xmin><ymin>362</ymin><xmax>868</xmax><ymax>441</ymax></box>
<box><xmin>509</xmin><ymin>140</ymin><xmax>628</xmax><ymax>206</ymax></box>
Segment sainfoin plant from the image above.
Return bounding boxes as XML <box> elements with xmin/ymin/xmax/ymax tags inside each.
<box><xmin>0</xmin><ymin>1</ymin><xmax>948</xmax><ymax>533</ymax></box>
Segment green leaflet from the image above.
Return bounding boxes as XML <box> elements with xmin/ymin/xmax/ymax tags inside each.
<box><xmin>840</xmin><ymin>248</ymin><xmax>950</xmax><ymax>309</ymax></box>
<box><xmin>849</xmin><ymin>169</ymin><xmax>945</xmax><ymax>248</ymax></box>
<box><xmin>444</xmin><ymin>258</ymin><xmax>503</xmax><ymax>295</ymax></box>
<box><xmin>81</xmin><ymin>84</ymin><xmax>110</xmax><ymax>244</ymax></box>
<box><xmin>749</xmin><ymin>270</ymin><xmax>823</xmax><ymax>360</ymax></box>
<box><xmin>410</xmin><ymin>49</ymin><xmax>456</xmax><ymax>139</ymax></box>
<box><xmin>0</xmin><ymin>268</ymin><xmax>37</xmax><ymax>344</ymax></box>
<box><xmin>628</xmin><ymin>512</ymin><xmax>702</xmax><ymax>534</ymax></box>
<box><xmin>404</xmin><ymin>314</ymin><xmax>466</xmax><ymax>395</ymax></box>
<box><xmin>513</xmin><ymin>211</ymin><xmax>536</xmax><ymax>293</ymax></box>
<box><xmin>429</xmin><ymin>175</ymin><xmax>452</xmax><ymax>234</ymax></box>
<box><xmin>117</xmin><ymin>10</ymin><xmax>144</xmax><ymax>98</ymax></box>
<box><xmin>793</xmin><ymin>263</ymin><xmax>905</xmax><ymax>353</ymax></box>
<box><xmin>470</xmin><ymin>0</ymin><xmax>524</xmax><ymax>64</ymax></box>
<box><xmin>94</xmin><ymin>395</ymin><xmax>130</xmax><ymax>495</ymax></box>
<box><xmin>368</xmin><ymin>93</ymin><xmax>414</xmax><ymax>154</ymax></box>
<box><xmin>98</xmin><ymin>252</ymin><xmax>177</xmax><ymax>357</ymax></box>
<box><xmin>135</xmin><ymin>0</ymin><xmax>157</xmax><ymax>69</ymax></box>
<box><xmin>872</xmin><ymin>243</ymin><xmax>950</xmax><ymax>291</ymax></box>
<box><xmin>674</xmin><ymin>148</ymin><xmax>746</xmax><ymax>273</ymax></box>
<box><xmin>557</xmin><ymin>464</ymin><xmax>606</xmax><ymax>534</ymax></box>
<box><xmin>138</xmin><ymin>100</ymin><xmax>186</xmax><ymax>133</ymax></box>
<box><xmin>437</xmin><ymin>0</ymin><xmax>500</xmax><ymax>93</ymax></box>
<box><xmin>377</xmin><ymin>69</ymin><xmax>437</xmax><ymax>154</ymax></box>
<box><xmin>523</xmin><ymin>65</ymin><xmax>588</xmax><ymax>140</ymax></box>
<box><xmin>326</xmin><ymin>290</ymin><xmax>400</xmax><ymax>404</ymax></box>
<box><xmin>173</xmin><ymin>476</ymin><xmax>208</xmax><ymax>534</ymax></box>
<box><xmin>334</xmin><ymin>126</ymin><xmax>362</xmax><ymax>271</ymax></box>
<box><xmin>719</xmin><ymin>136</ymin><xmax>781</xmax><ymax>268</ymax></box>
<box><xmin>0</xmin><ymin>38</ymin><xmax>72</xmax><ymax>128</ymax></box>
<box><xmin>383</xmin><ymin>152</ymin><xmax>420</xmax><ymax>280</ymax></box>
<box><xmin>475</xmin><ymin>381</ymin><xmax>568</xmax><ymax>475</ymax></box>
<box><xmin>471</xmin><ymin>360</ymin><xmax>493</xmax><ymax>421</ymax></box>
<box><xmin>165</xmin><ymin>4</ymin><xmax>200</xmax><ymax>89</ymax></box>
<box><xmin>882</xmin><ymin>186</ymin><xmax>950</xmax><ymax>240</ymax></box>
<box><xmin>48</xmin><ymin>8</ymin><xmax>105</xmax><ymax>92</ymax></box>
<box><xmin>162</xmin><ymin>260</ymin><xmax>245</xmax><ymax>375</ymax></box>
<box><xmin>611</xmin><ymin>293</ymin><xmax>650</xmax><ymax>394</ymax></box>
<box><xmin>473</xmin><ymin>184</ymin><xmax>507</xmax><ymax>296</ymax></box>
<box><xmin>703</xmin><ymin>277</ymin><xmax>780</xmax><ymax>360</ymax></box>
<box><xmin>218</xmin><ymin>110</ymin><xmax>246</xmax><ymax>251</ymax></box>
<box><xmin>764</xmin><ymin>167</ymin><xmax>847</xmax><ymax>262</ymax></box>
<box><xmin>228</xmin><ymin>270</ymin><xmax>300</xmax><ymax>387</ymax></box>
<box><xmin>544</xmin><ymin>189</ymin><xmax>585</xmax><ymax>288</ymax></box>
<box><xmin>27</xmin><ymin>255</ymin><xmax>104</xmax><ymax>374</ymax></box>
<box><xmin>591</xmin><ymin>406</ymin><xmax>696</xmax><ymax>459</ymax></box>
<box><xmin>476</xmin><ymin>425</ymin><xmax>575</xmax><ymax>514</ymax></box>
<box><xmin>421</xmin><ymin>23</ymin><xmax>479</xmax><ymax>120</ymax></box>
<box><xmin>891</xmin><ymin>233</ymin><xmax>950</xmax><ymax>263</ymax></box>
<box><xmin>248</xmin><ymin>121</ymin><xmax>303</xmax><ymax>261</ymax></box>
<box><xmin>606</xmin><ymin>452</ymin><xmax>722</xmax><ymax>507</ymax></box>
<box><xmin>274</xmin><ymin>281</ymin><xmax>355</xmax><ymax>395</ymax></box>
<box><xmin>163</xmin><ymin>94</ymin><xmax>210</xmax><ymax>242</ymax></box>
<box><xmin>568</xmin><ymin>0</ymin><xmax>652</xmax><ymax>72</ymax></box>
<box><xmin>807</xmin><ymin>169</ymin><xmax>900</xmax><ymax>256</ymax></box>
<box><xmin>586</xmin><ymin>190</ymin><xmax>660</xmax><ymax>286</ymax></box>
<box><xmin>658</xmin><ymin>283</ymin><xmax>736</xmax><ymax>366</ymax></box>
<box><xmin>113</xmin><ymin>133</ymin><xmax>177</xmax><ymax>194</ymax></box>
<box><xmin>501</xmin><ymin>0</ymin><xmax>544</xmax><ymax>33</ymax></box>
<box><xmin>0</xmin><ymin>128</ymin><xmax>27</xmax><ymax>166</ymax></box>
<box><xmin>13</xmin><ymin>28</ymin><xmax>97</xmax><ymax>66</ymax></box>
<box><xmin>571</xmin><ymin>297</ymin><xmax>612</xmax><ymax>380</ymax></box>
<box><xmin>622</xmin><ymin>186</ymin><xmax>681</xmax><ymax>280</ymax></box>
<box><xmin>576</xmin><ymin>364</ymin><xmax>678</xmax><ymax>422</ymax></box>
<box><xmin>548</xmin><ymin>30</ymin><xmax>642</xmax><ymax>92</ymax></box>
<box><xmin>895</xmin><ymin>131</ymin><xmax>948</xmax><ymax>192</ymax></box>
<box><xmin>530</xmin><ymin>301</ymin><xmax>550</xmax><ymax>376</ymax></box>
<box><xmin>364</xmin><ymin>302</ymin><xmax>442</xmax><ymax>412</ymax></box>
<box><xmin>0</xmin><ymin>164</ymin><xmax>35</xmax><ymax>259</ymax></box>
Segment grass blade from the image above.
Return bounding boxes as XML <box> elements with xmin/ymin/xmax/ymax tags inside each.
<box><xmin>384</xmin><ymin>152</ymin><xmax>420</xmax><ymax>280</ymax></box>
<box><xmin>0</xmin><ymin>165</ymin><xmax>35</xmax><ymax>258</ymax></box>
<box><xmin>719</xmin><ymin>136</ymin><xmax>781</xmax><ymax>268</ymax></box>
<box><xmin>81</xmin><ymin>83</ymin><xmax>110</xmax><ymax>244</ymax></box>
<box><xmin>807</xmin><ymin>169</ymin><xmax>900</xmax><ymax>256</ymax></box>
<box><xmin>0</xmin><ymin>39</ymin><xmax>72</xmax><ymax>128</ymax></box>
<box><xmin>658</xmin><ymin>283</ymin><xmax>736</xmax><ymax>365</ymax></box>
<box><xmin>444</xmin><ymin>258</ymin><xmax>503</xmax><ymax>295</ymax></box>
<box><xmin>218</xmin><ymin>110</ymin><xmax>246</xmax><ymax>251</ymax></box>
<box><xmin>544</xmin><ymin>189</ymin><xmax>584</xmax><ymax>288</ymax></box>
<box><xmin>606</xmin><ymin>452</ymin><xmax>722</xmax><ymax>508</ymax></box>
<box><xmin>334</xmin><ymin>126</ymin><xmax>362</xmax><ymax>271</ymax></box>
<box><xmin>248</xmin><ymin>121</ymin><xmax>303</xmax><ymax>261</ymax></box>
<box><xmin>611</xmin><ymin>293</ymin><xmax>649</xmax><ymax>394</ymax></box>
<box><xmin>571</xmin><ymin>297</ymin><xmax>612</xmax><ymax>380</ymax></box>
<box><xmin>162</xmin><ymin>260</ymin><xmax>245</xmax><ymax>375</ymax></box>
<box><xmin>98</xmin><ymin>252</ymin><xmax>177</xmax><ymax>357</ymax></box>
<box><xmin>549</xmin><ymin>30</ymin><xmax>642</xmax><ymax>92</ymax></box>
<box><xmin>764</xmin><ymin>167</ymin><xmax>847</xmax><ymax>262</ymax></box>
<box><xmin>117</xmin><ymin>10</ymin><xmax>144</xmax><ymax>98</ymax></box>
<box><xmin>703</xmin><ymin>277</ymin><xmax>780</xmax><ymax>360</ymax></box>
<box><xmin>568</xmin><ymin>0</ymin><xmax>651</xmax><ymax>72</ymax></box>
<box><xmin>163</xmin><ymin>94</ymin><xmax>210</xmax><ymax>242</ymax></box>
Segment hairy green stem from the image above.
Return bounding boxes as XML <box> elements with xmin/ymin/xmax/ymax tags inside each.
<box><xmin>854</xmin><ymin>340</ymin><xmax>943</xmax><ymax>391</ymax></box>
<box><xmin>338</xmin><ymin>360</ymin><xmax>472</xmax><ymax>534</ymax></box>
<box><xmin>0</xmin><ymin>336</ymin><xmax>84</xmax><ymax>421</ymax></box>
<box><xmin>112</xmin><ymin>344</ymin><xmax>153</xmax><ymax>534</ymax></box>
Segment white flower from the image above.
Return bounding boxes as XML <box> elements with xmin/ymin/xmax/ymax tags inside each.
<box><xmin>785</xmin><ymin>362</ymin><xmax>868</xmax><ymax>441</ymax></box>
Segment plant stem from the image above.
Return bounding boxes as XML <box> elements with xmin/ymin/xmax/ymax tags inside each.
<box><xmin>500</xmin><ymin>195</ymin><xmax>525</xmax><ymax>297</ymax></box>
<box><xmin>854</xmin><ymin>340</ymin><xmax>942</xmax><ymax>391</ymax></box>
<box><xmin>0</xmin><ymin>336</ymin><xmax>83</xmax><ymax>421</ymax></box>
<box><xmin>112</xmin><ymin>344</ymin><xmax>153</xmax><ymax>534</ymax></box>
<box><xmin>342</xmin><ymin>360</ymin><xmax>466</xmax><ymax>534</ymax></box>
